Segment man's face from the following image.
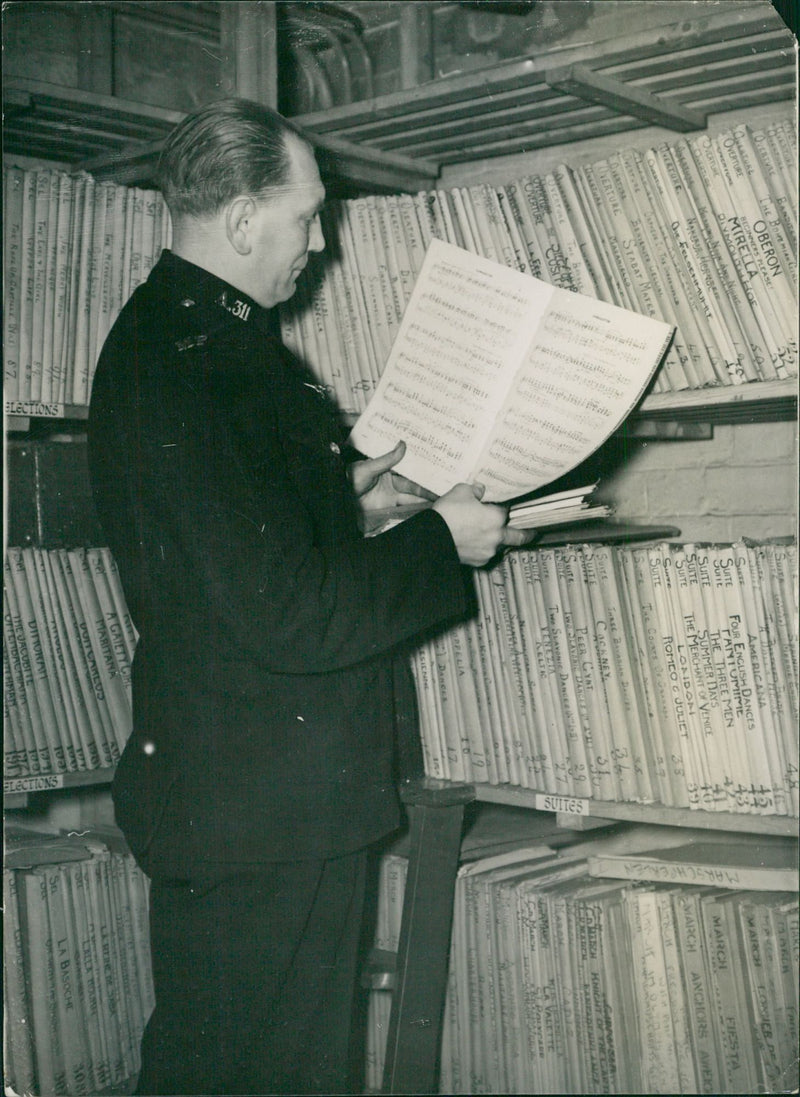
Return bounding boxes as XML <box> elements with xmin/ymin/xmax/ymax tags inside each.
<box><xmin>246</xmin><ymin>134</ymin><xmax>326</xmax><ymax>308</ymax></box>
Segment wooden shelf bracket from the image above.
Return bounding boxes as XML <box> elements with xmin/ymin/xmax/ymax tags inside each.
<box><xmin>381</xmin><ymin>778</ymin><xmax>475</xmax><ymax>1095</ymax></box>
<box><xmin>544</xmin><ymin>62</ymin><xmax>709</xmax><ymax>132</ymax></box>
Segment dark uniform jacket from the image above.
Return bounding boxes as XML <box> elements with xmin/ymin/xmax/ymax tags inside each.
<box><xmin>88</xmin><ymin>251</ymin><xmax>472</xmax><ymax>876</ymax></box>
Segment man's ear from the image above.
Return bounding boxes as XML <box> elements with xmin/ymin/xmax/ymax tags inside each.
<box><xmin>225</xmin><ymin>196</ymin><xmax>257</xmax><ymax>255</ymax></box>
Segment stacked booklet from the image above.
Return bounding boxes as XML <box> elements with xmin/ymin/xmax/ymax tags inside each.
<box><xmin>506</xmin><ymin>483</ymin><xmax>611</xmax><ymax>530</ymax></box>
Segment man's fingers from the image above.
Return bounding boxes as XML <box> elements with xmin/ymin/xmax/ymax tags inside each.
<box><xmin>391</xmin><ymin>473</ymin><xmax>436</xmax><ymax>500</ymax></box>
<box><xmin>374</xmin><ymin>440</ymin><xmax>406</xmax><ymax>473</ymax></box>
<box><xmin>501</xmin><ymin>526</ymin><xmax>540</xmax><ymax>547</ymax></box>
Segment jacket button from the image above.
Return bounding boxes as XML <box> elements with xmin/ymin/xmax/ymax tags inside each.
<box><xmin>181</xmin><ymin>298</ymin><xmax>195</xmax><ymax>307</ymax></box>
<box><xmin>329</xmin><ymin>441</ymin><xmax>340</xmax><ymax>454</ymax></box>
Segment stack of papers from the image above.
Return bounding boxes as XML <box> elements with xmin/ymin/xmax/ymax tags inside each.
<box><xmin>508</xmin><ymin>483</ymin><xmax>611</xmax><ymax>530</ymax></box>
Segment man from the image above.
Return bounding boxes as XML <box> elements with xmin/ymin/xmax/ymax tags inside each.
<box><xmin>88</xmin><ymin>98</ymin><xmax>527</xmax><ymax>1095</ymax></box>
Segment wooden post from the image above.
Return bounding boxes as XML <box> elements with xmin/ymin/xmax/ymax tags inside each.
<box><xmin>382</xmin><ymin>779</ymin><xmax>475</xmax><ymax>1095</ymax></box>
<box><xmin>399</xmin><ymin>5</ymin><xmax>434</xmax><ymax>90</ymax></box>
<box><xmin>219</xmin><ymin>1</ymin><xmax>279</xmax><ymax>107</ymax></box>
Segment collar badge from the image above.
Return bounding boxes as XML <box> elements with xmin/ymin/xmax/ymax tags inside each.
<box><xmin>217</xmin><ymin>291</ymin><xmax>251</xmax><ymax>322</ymax></box>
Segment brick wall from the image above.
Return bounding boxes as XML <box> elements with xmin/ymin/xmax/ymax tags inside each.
<box><xmin>602</xmin><ymin>420</ymin><xmax>798</xmax><ymax>542</ymax></box>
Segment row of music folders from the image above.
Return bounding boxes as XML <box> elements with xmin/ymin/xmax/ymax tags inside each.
<box><xmin>366</xmin><ymin>833</ymin><xmax>798</xmax><ymax>1095</ymax></box>
<box><xmin>4</xmin><ymin>539</ymin><xmax>797</xmax><ymax>820</ymax></box>
<box><xmin>5</xmin><ymin>822</ymin><xmax>796</xmax><ymax>1097</ymax></box>
<box><xmin>3</xmin><ymin>116</ymin><xmax>797</xmax><ymax>415</ymax></box>
<box><xmin>4</xmin><ymin>827</ymin><xmax>153</xmax><ymax>1097</ymax></box>
<box><xmin>4</xmin><ymin>547</ymin><xmax>136</xmax><ymax>779</ymax></box>
<box><xmin>281</xmin><ymin>118</ymin><xmax>798</xmax><ymax>414</ymax></box>
<box><xmin>412</xmin><ymin>539</ymin><xmax>798</xmax><ymax>817</ymax></box>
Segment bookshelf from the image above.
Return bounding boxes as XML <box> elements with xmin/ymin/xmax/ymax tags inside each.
<box><xmin>4</xmin><ymin>826</ymin><xmax>153</xmax><ymax>1097</ymax></box>
<box><xmin>277</xmin><ymin>114</ymin><xmax>798</xmax><ymax>422</ymax></box>
<box><xmin>2</xmin><ymin>76</ymin><xmax>438</xmax><ymax>194</ymax></box>
<box><xmin>299</xmin><ymin>7</ymin><xmax>794</xmax><ymax>1093</ymax></box>
<box><xmin>3</xmin><ymin>2</ymin><xmax>797</xmax><ymax>1095</ymax></box>
<box><xmin>294</xmin><ymin>1</ymin><xmax>796</xmax><ymax>162</ymax></box>
<box><xmin>372</xmin><ymin>783</ymin><xmax>799</xmax><ymax>1095</ymax></box>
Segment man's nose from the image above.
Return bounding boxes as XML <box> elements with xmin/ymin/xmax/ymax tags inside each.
<box><xmin>309</xmin><ymin>215</ymin><xmax>325</xmax><ymax>252</ymax></box>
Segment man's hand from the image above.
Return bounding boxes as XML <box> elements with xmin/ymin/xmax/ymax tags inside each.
<box><xmin>350</xmin><ymin>441</ymin><xmax>435</xmax><ymax>511</ymax></box>
<box><xmin>432</xmin><ymin>482</ymin><xmax>523</xmax><ymax>567</ymax></box>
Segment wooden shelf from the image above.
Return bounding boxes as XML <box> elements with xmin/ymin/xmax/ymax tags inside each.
<box><xmin>294</xmin><ymin>2</ymin><xmax>795</xmax><ymax>163</ymax></box>
<box><xmin>4</xmin><ymin>767</ymin><xmax>116</xmax><ymax>798</ymax></box>
<box><xmin>2</xmin><ymin>78</ymin><xmax>184</xmax><ymax>167</ymax></box>
<box><xmin>4</xmin><ymin>6</ymin><xmax>793</xmax><ymax>180</ymax></box>
<box><xmin>2</xmin><ymin>76</ymin><xmax>438</xmax><ymax>193</ymax></box>
<box><xmin>637</xmin><ymin>377</ymin><xmax>798</xmax><ymax>424</ymax></box>
<box><xmin>469</xmin><ymin>780</ymin><xmax>799</xmax><ymax>837</ymax></box>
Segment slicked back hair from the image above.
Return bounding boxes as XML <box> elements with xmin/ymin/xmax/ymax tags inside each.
<box><xmin>158</xmin><ymin>98</ymin><xmax>312</xmax><ymax>219</ymax></box>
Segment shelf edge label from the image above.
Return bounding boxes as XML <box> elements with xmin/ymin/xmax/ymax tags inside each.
<box><xmin>4</xmin><ymin>774</ymin><xmax>65</xmax><ymax>793</ymax></box>
<box><xmin>535</xmin><ymin>793</ymin><xmax>590</xmax><ymax>815</ymax></box>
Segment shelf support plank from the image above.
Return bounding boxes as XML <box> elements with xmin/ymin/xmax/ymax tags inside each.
<box><xmin>310</xmin><ymin>132</ymin><xmax>438</xmax><ymax>193</ymax></box>
<box><xmin>544</xmin><ymin>62</ymin><xmax>708</xmax><ymax>132</ymax></box>
<box><xmin>382</xmin><ymin>779</ymin><xmax>475</xmax><ymax>1095</ymax></box>
<box><xmin>77</xmin><ymin>138</ymin><xmax>165</xmax><ymax>185</ymax></box>
<box><xmin>78</xmin><ymin>130</ymin><xmax>438</xmax><ymax>193</ymax></box>
<box><xmin>626</xmin><ymin>420</ymin><xmax>713</xmax><ymax>440</ymax></box>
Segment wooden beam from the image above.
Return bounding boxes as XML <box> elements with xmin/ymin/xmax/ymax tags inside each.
<box><xmin>78</xmin><ymin>138</ymin><xmax>165</xmax><ymax>184</ymax></box>
<box><xmin>308</xmin><ymin>131</ymin><xmax>438</xmax><ymax>193</ymax></box>
<box><xmin>545</xmin><ymin>62</ymin><xmax>708</xmax><ymax>132</ymax></box>
<box><xmin>3</xmin><ymin>88</ymin><xmax>32</xmax><ymax>110</ymax></box>
<box><xmin>296</xmin><ymin>5</ymin><xmax>788</xmax><ymax>135</ymax></box>
<box><xmin>388</xmin><ymin>110</ymin><xmax>638</xmax><ymax>164</ymax></box>
<box><xmin>470</xmin><ymin>782</ymin><xmax>799</xmax><ymax>836</ymax></box>
<box><xmin>298</xmin><ymin>58</ymin><xmax>542</xmax><ymax>134</ymax></box>
<box><xmin>219</xmin><ymin>1</ymin><xmax>278</xmax><ymax>107</ymax></box>
<box><xmin>4</xmin><ymin>77</ymin><xmax>185</xmax><ymax>126</ymax></box>
<box><xmin>78</xmin><ymin>127</ymin><xmax>438</xmax><ymax>192</ymax></box>
<box><xmin>639</xmin><ymin>377</ymin><xmax>798</xmax><ymax>424</ymax></box>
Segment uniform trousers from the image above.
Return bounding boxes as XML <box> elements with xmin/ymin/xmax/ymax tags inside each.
<box><xmin>135</xmin><ymin>850</ymin><xmax>369</xmax><ymax>1096</ymax></box>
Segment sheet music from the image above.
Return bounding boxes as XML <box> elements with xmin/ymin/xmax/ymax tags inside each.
<box><xmin>349</xmin><ymin>238</ymin><xmax>673</xmax><ymax>501</ymax></box>
<box><xmin>473</xmin><ymin>292</ymin><xmax>674</xmax><ymax>498</ymax></box>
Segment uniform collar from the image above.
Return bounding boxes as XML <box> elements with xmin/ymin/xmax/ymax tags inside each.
<box><xmin>150</xmin><ymin>249</ymin><xmax>274</xmax><ymax>333</ymax></box>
